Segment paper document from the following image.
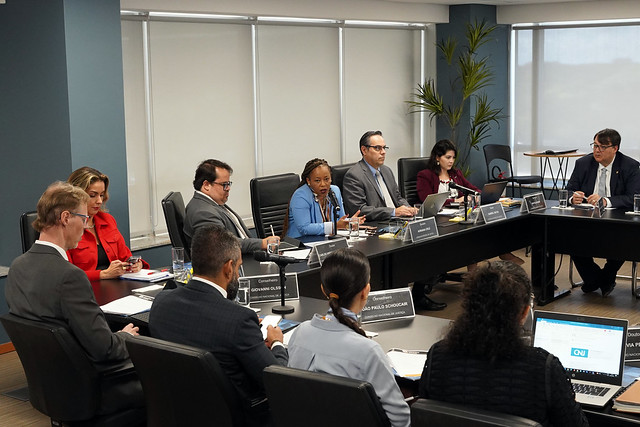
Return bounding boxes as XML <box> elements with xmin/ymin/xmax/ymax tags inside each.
<box><xmin>387</xmin><ymin>348</ymin><xmax>427</xmax><ymax>380</ymax></box>
<box><xmin>132</xmin><ymin>284</ymin><xmax>164</xmax><ymax>293</ymax></box>
<box><xmin>120</xmin><ymin>269</ymin><xmax>173</xmax><ymax>282</ymax></box>
<box><xmin>100</xmin><ymin>295</ymin><xmax>153</xmax><ymax>315</ymax></box>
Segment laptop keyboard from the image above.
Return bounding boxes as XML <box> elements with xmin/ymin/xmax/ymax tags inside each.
<box><xmin>573</xmin><ymin>383</ymin><xmax>610</xmax><ymax>397</ymax></box>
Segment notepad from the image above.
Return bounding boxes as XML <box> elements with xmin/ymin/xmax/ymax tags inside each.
<box><xmin>120</xmin><ymin>269</ymin><xmax>173</xmax><ymax>282</ymax></box>
<box><xmin>386</xmin><ymin>348</ymin><xmax>427</xmax><ymax>380</ymax></box>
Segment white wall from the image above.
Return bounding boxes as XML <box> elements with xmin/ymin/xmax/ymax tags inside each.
<box><xmin>120</xmin><ymin>0</ymin><xmax>449</xmax><ymax>23</ymax></box>
<box><xmin>498</xmin><ymin>0</ymin><xmax>640</xmax><ymax>24</ymax></box>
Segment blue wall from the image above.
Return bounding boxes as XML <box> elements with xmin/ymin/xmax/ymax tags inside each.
<box><xmin>436</xmin><ymin>5</ymin><xmax>510</xmax><ymax>188</ymax></box>
<box><xmin>0</xmin><ymin>0</ymin><xmax>129</xmax><ymax>344</ymax></box>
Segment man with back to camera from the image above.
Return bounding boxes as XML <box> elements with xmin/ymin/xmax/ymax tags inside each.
<box><xmin>184</xmin><ymin>158</ymin><xmax>278</xmax><ymax>253</ymax></box>
<box><xmin>6</xmin><ymin>182</ymin><xmax>143</xmax><ymax>414</ymax></box>
<box><xmin>566</xmin><ymin>128</ymin><xmax>640</xmax><ymax>297</ymax></box>
<box><xmin>342</xmin><ymin>130</ymin><xmax>447</xmax><ymax>311</ymax></box>
<box><xmin>149</xmin><ymin>225</ymin><xmax>287</xmax><ymax>426</ymax></box>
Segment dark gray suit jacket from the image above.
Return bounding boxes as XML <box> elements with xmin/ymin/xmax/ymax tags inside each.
<box><xmin>342</xmin><ymin>159</ymin><xmax>409</xmax><ymax>221</ymax></box>
<box><xmin>5</xmin><ymin>243</ymin><xmax>130</xmax><ymax>370</ymax></box>
<box><xmin>183</xmin><ymin>191</ymin><xmax>262</xmax><ymax>254</ymax></box>
<box><xmin>566</xmin><ymin>151</ymin><xmax>640</xmax><ymax>209</ymax></box>
<box><xmin>149</xmin><ymin>279</ymin><xmax>288</xmax><ymax>405</ymax></box>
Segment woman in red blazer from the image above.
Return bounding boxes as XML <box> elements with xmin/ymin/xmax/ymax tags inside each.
<box><xmin>417</xmin><ymin>140</ymin><xmax>523</xmax><ymax>266</ymax></box>
<box><xmin>66</xmin><ymin>167</ymin><xmax>149</xmax><ymax>280</ymax></box>
<box><xmin>417</xmin><ymin>139</ymin><xmax>480</xmax><ymax>206</ymax></box>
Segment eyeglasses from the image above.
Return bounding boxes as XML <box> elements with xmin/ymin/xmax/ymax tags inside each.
<box><xmin>70</xmin><ymin>212</ymin><xmax>90</xmax><ymax>226</ymax></box>
<box><xmin>365</xmin><ymin>145</ymin><xmax>389</xmax><ymax>152</ymax></box>
<box><xmin>590</xmin><ymin>142</ymin><xmax>613</xmax><ymax>152</ymax></box>
<box><xmin>212</xmin><ymin>181</ymin><xmax>233</xmax><ymax>190</ymax></box>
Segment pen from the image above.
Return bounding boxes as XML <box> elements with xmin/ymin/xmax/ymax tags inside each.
<box><xmin>270</xmin><ymin>224</ymin><xmax>275</xmax><ymax>236</ymax></box>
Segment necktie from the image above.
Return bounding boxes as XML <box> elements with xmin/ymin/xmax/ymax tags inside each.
<box><xmin>223</xmin><ymin>206</ymin><xmax>249</xmax><ymax>239</ymax></box>
<box><xmin>598</xmin><ymin>168</ymin><xmax>607</xmax><ymax>197</ymax></box>
<box><xmin>376</xmin><ymin>171</ymin><xmax>395</xmax><ymax>208</ymax></box>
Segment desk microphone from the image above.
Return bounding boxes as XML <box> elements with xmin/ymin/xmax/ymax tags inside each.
<box><xmin>328</xmin><ymin>189</ymin><xmax>340</xmax><ymax>212</ymax></box>
<box><xmin>449</xmin><ymin>182</ymin><xmax>479</xmax><ymax>195</ymax></box>
<box><xmin>253</xmin><ymin>251</ymin><xmax>303</xmax><ymax>264</ymax></box>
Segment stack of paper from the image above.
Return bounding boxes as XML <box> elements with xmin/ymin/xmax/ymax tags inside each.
<box><xmin>100</xmin><ymin>295</ymin><xmax>152</xmax><ymax>315</ymax></box>
<box><xmin>386</xmin><ymin>348</ymin><xmax>427</xmax><ymax>380</ymax></box>
<box><xmin>613</xmin><ymin>380</ymin><xmax>640</xmax><ymax>413</ymax></box>
<box><xmin>120</xmin><ymin>269</ymin><xmax>173</xmax><ymax>283</ymax></box>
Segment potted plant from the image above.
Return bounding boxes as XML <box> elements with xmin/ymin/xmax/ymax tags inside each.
<box><xmin>407</xmin><ymin>19</ymin><xmax>506</xmax><ymax>176</ymax></box>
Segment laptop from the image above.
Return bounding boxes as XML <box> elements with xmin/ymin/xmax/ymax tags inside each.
<box><xmin>417</xmin><ymin>192</ymin><xmax>449</xmax><ymax>218</ymax></box>
<box><xmin>532</xmin><ymin>310</ymin><xmax>628</xmax><ymax>407</ymax></box>
<box><xmin>480</xmin><ymin>181</ymin><xmax>508</xmax><ymax>205</ymax></box>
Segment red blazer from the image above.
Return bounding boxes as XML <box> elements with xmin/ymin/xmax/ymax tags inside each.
<box><xmin>67</xmin><ymin>211</ymin><xmax>148</xmax><ymax>281</ymax></box>
<box><xmin>417</xmin><ymin>168</ymin><xmax>481</xmax><ymax>206</ymax></box>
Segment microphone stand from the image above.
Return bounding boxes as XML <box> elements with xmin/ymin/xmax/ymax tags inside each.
<box><xmin>271</xmin><ymin>258</ymin><xmax>295</xmax><ymax>315</ymax></box>
<box><xmin>328</xmin><ymin>196</ymin><xmax>342</xmax><ymax>240</ymax></box>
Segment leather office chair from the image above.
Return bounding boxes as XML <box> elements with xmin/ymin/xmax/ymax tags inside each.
<box><xmin>161</xmin><ymin>191</ymin><xmax>191</xmax><ymax>261</ymax></box>
<box><xmin>483</xmin><ymin>144</ymin><xmax>542</xmax><ymax>197</ymax></box>
<box><xmin>250</xmin><ymin>173</ymin><xmax>300</xmax><ymax>238</ymax></box>
<box><xmin>0</xmin><ymin>313</ymin><xmax>145</xmax><ymax>427</ymax></box>
<box><xmin>263</xmin><ymin>365</ymin><xmax>390</xmax><ymax>427</ymax></box>
<box><xmin>331</xmin><ymin>162</ymin><xmax>356</xmax><ymax>195</ymax></box>
<box><xmin>125</xmin><ymin>335</ymin><xmax>245</xmax><ymax>427</ymax></box>
<box><xmin>411</xmin><ymin>398</ymin><xmax>542</xmax><ymax>427</ymax></box>
<box><xmin>397</xmin><ymin>157</ymin><xmax>430</xmax><ymax>206</ymax></box>
<box><xmin>20</xmin><ymin>211</ymin><xmax>39</xmax><ymax>253</ymax></box>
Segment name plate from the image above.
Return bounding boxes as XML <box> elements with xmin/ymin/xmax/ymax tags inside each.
<box><xmin>308</xmin><ymin>238</ymin><xmax>349</xmax><ymax>266</ymax></box>
<box><xmin>403</xmin><ymin>217</ymin><xmax>439</xmax><ymax>243</ymax></box>
<box><xmin>626</xmin><ymin>327</ymin><xmax>640</xmax><ymax>361</ymax></box>
<box><xmin>360</xmin><ymin>288</ymin><xmax>415</xmax><ymax>323</ymax></box>
<box><xmin>475</xmin><ymin>202</ymin><xmax>507</xmax><ymax>224</ymax></box>
<box><xmin>521</xmin><ymin>191</ymin><xmax>547</xmax><ymax>213</ymax></box>
<box><xmin>243</xmin><ymin>273</ymin><xmax>299</xmax><ymax>303</ymax></box>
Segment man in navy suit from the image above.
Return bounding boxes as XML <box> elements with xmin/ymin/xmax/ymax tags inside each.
<box><xmin>566</xmin><ymin>128</ymin><xmax>640</xmax><ymax>296</ymax></box>
<box><xmin>343</xmin><ymin>130</ymin><xmax>446</xmax><ymax>311</ymax></box>
<box><xmin>183</xmin><ymin>159</ymin><xmax>277</xmax><ymax>253</ymax></box>
<box><xmin>149</xmin><ymin>225</ymin><xmax>287</xmax><ymax>426</ymax></box>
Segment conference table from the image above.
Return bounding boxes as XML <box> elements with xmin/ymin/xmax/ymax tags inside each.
<box><xmin>96</xmin><ymin>277</ymin><xmax>640</xmax><ymax>426</ymax></box>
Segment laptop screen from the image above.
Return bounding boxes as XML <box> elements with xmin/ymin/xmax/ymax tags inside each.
<box><xmin>532</xmin><ymin>311</ymin><xmax>627</xmax><ymax>385</ymax></box>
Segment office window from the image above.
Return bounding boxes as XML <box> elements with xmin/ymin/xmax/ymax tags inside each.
<box><xmin>122</xmin><ymin>16</ymin><xmax>430</xmax><ymax>242</ymax></box>
<box><xmin>512</xmin><ymin>24</ymin><xmax>640</xmax><ymax>177</ymax></box>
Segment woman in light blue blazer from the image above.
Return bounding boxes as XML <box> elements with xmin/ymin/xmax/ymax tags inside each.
<box><xmin>287</xmin><ymin>248</ymin><xmax>411</xmax><ymax>427</ymax></box>
<box><xmin>284</xmin><ymin>158</ymin><xmax>362</xmax><ymax>238</ymax></box>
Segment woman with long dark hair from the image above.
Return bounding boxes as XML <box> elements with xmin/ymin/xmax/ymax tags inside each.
<box><xmin>287</xmin><ymin>248</ymin><xmax>410</xmax><ymax>427</ymax></box>
<box><xmin>419</xmin><ymin>261</ymin><xmax>588</xmax><ymax>426</ymax></box>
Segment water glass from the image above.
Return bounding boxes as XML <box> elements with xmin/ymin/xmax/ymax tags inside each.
<box><xmin>559</xmin><ymin>189</ymin><xmax>569</xmax><ymax>209</ymax></box>
<box><xmin>171</xmin><ymin>247</ymin><xmax>185</xmax><ymax>280</ymax></box>
<box><xmin>413</xmin><ymin>203</ymin><xmax>423</xmax><ymax>219</ymax></box>
<box><xmin>635</xmin><ymin>194</ymin><xmax>640</xmax><ymax>214</ymax></box>
<box><xmin>348</xmin><ymin>217</ymin><xmax>360</xmax><ymax>238</ymax></box>
<box><xmin>267</xmin><ymin>238</ymin><xmax>279</xmax><ymax>255</ymax></box>
<box><xmin>237</xmin><ymin>278</ymin><xmax>251</xmax><ymax>306</ymax></box>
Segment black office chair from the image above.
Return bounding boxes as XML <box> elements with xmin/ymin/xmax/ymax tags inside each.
<box><xmin>161</xmin><ymin>191</ymin><xmax>190</xmax><ymax>261</ymax></box>
<box><xmin>263</xmin><ymin>365</ymin><xmax>390</xmax><ymax>427</ymax></box>
<box><xmin>411</xmin><ymin>398</ymin><xmax>542</xmax><ymax>427</ymax></box>
<box><xmin>397</xmin><ymin>157</ymin><xmax>430</xmax><ymax>206</ymax></box>
<box><xmin>483</xmin><ymin>144</ymin><xmax>542</xmax><ymax>197</ymax></box>
<box><xmin>125</xmin><ymin>335</ymin><xmax>245</xmax><ymax>427</ymax></box>
<box><xmin>20</xmin><ymin>211</ymin><xmax>39</xmax><ymax>253</ymax></box>
<box><xmin>331</xmin><ymin>162</ymin><xmax>356</xmax><ymax>195</ymax></box>
<box><xmin>0</xmin><ymin>313</ymin><xmax>145</xmax><ymax>427</ymax></box>
<box><xmin>250</xmin><ymin>173</ymin><xmax>300</xmax><ymax>238</ymax></box>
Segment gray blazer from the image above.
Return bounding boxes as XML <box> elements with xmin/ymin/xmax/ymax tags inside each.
<box><xmin>149</xmin><ymin>278</ymin><xmax>288</xmax><ymax>405</ymax></box>
<box><xmin>288</xmin><ymin>314</ymin><xmax>410</xmax><ymax>427</ymax></box>
<box><xmin>5</xmin><ymin>244</ymin><xmax>131</xmax><ymax>370</ymax></box>
<box><xmin>183</xmin><ymin>191</ymin><xmax>263</xmax><ymax>254</ymax></box>
<box><xmin>342</xmin><ymin>159</ymin><xmax>409</xmax><ymax>221</ymax></box>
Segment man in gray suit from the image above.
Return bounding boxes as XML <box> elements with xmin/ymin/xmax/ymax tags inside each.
<box><xmin>184</xmin><ymin>159</ymin><xmax>277</xmax><ymax>254</ymax></box>
<box><xmin>6</xmin><ymin>182</ymin><xmax>143</xmax><ymax>414</ymax></box>
<box><xmin>343</xmin><ymin>131</ymin><xmax>446</xmax><ymax>311</ymax></box>
<box><xmin>150</xmin><ymin>225</ymin><xmax>287</xmax><ymax>426</ymax></box>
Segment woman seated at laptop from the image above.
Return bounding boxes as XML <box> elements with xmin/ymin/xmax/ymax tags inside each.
<box><xmin>287</xmin><ymin>248</ymin><xmax>410</xmax><ymax>426</ymax></box>
<box><xmin>283</xmin><ymin>158</ymin><xmax>364</xmax><ymax>238</ymax></box>
<box><xmin>416</xmin><ymin>139</ymin><xmax>523</xmax><ymax>265</ymax></box>
<box><xmin>419</xmin><ymin>261</ymin><xmax>588</xmax><ymax>427</ymax></box>
<box><xmin>67</xmin><ymin>166</ymin><xmax>149</xmax><ymax>280</ymax></box>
